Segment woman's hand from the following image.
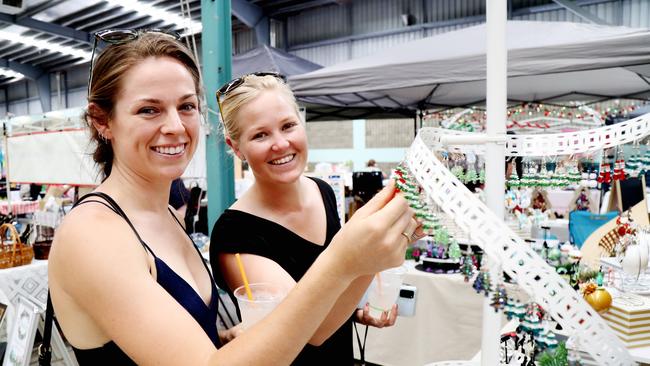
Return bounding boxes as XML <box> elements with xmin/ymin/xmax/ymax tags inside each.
<box><xmin>218</xmin><ymin>324</ymin><xmax>244</xmax><ymax>345</ymax></box>
<box><xmin>327</xmin><ymin>181</ymin><xmax>418</xmax><ymax>278</ymax></box>
<box><xmin>354</xmin><ymin>303</ymin><xmax>398</xmax><ymax>328</ymax></box>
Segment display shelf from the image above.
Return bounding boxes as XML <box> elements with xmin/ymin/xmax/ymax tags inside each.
<box><xmin>404</xmin><ymin>133</ymin><xmax>635</xmax><ymax>365</ymax></box>
<box><xmin>421</xmin><ymin>112</ymin><xmax>650</xmax><ymax>156</ymax></box>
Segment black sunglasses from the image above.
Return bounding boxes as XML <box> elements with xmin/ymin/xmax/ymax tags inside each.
<box><xmin>215</xmin><ymin>72</ymin><xmax>286</xmax><ymax>122</ymax></box>
<box><xmin>216</xmin><ymin>72</ymin><xmax>286</xmax><ymax>98</ymax></box>
<box><xmin>87</xmin><ymin>28</ymin><xmax>181</xmax><ymax>97</ymax></box>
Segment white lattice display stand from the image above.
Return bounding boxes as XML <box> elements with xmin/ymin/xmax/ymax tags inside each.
<box><xmin>422</xmin><ymin>112</ymin><xmax>650</xmax><ymax>156</ymax></box>
<box><xmin>405</xmin><ymin>133</ymin><xmax>635</xmax><ymax>365</ymax></box>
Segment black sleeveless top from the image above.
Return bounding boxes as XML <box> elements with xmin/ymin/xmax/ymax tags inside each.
<box><xmin>210</xmin><ymin>177</ymin><xmax>353</xmax><ymax>366</ymax></box>
<box><xmin>69</xmin><ymin>192</ymin><xmax>221</xmax><ymax>365</ymax></box>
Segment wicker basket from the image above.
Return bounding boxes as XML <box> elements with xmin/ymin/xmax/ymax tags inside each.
<box><xmin>0</xmin><ymin>223</ymin><xmax>34</xmax><ymax>269</ymax></box>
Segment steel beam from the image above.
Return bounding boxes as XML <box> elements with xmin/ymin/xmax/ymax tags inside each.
<box><xmin>268</xmin><ymin>0</ymin><xmax>340</xmax><ymax>17</ymax></box>
<box><xmin>0</xmin><ymin>13</ymin><xmax>91</xmax><ymax>44</ymax></box>
<box><xmin>0</xmin><ymin>59</ymin><xmax>42</xmax><ymax>79</ymax></box>
<box><xmin>202</xmin><ymin>0</ymin><xmax>234</xmax><ymax>234</ymax></box>
<box><xmin>231</xmin><ymin>0</ymin><xmax>263</xmax><ymax>28</ymax></box>
<box><xmin>289</xmin><ymin>15</ymin><xmax>486</xmax><ymax>51</ymax></box>
<box><xmin>0</xmin><ymin>58</ymin><xmax>50</xmax><ymax>111</ymax></box>
<box><xmin>551</xmin><ymin>0</ymin><xmax>610</xmax><ymax>24</ymax></box>
<box><xmin>232</xmin><ymin>0</ymin><xmax>268</xmax><ymax>45</ymax></box>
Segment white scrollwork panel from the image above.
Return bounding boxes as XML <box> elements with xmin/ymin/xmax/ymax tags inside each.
<box><xmin>406</xmin><ymin>135</ymin><xmax>635</xmax><ymax>365</ymax></box>
<box><xmin>422</xmin><ymin>112</ymin><xmax>650</xmax><ymax>157</ymax></box>
<box><xmin>0</xmin><ymin>261</ymin><xmax>48</xmax><ymax>310</ymax></box>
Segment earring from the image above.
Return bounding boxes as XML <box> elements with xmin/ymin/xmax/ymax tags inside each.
<box><xmin>98</xmin><ymin>133</ymin><xmax>107</xmax><ymax>143</ymax></box>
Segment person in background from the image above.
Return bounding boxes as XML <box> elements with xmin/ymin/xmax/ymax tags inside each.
<box><xmin>169</xmin><ymin>177</ymin><xmax>190</xmax><ymax>217</ymax></box>
<box><xmin>365</xmin><ymin>159</ymin><xmax>380</xmax><ymax>171</ymax></box>
<box><xmin>211</xmin><ymin>74</ymin><xmax>423</xmax><ymax>365</ymax></box>
<box><xmin>49</xmin><ymin>31</ymin><xmax>416</xmax><ymax>365</ymax></box>
<box><xmin>364</xmin><ymin>158</ymin><xmax>387</xmax><ymax>178</ymax></box>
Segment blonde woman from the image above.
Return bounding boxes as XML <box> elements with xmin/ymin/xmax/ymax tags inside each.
<box><xmin>212</xmin><ymin>73</ymin><xmax>422</xmax><ymax>365</ymax></box>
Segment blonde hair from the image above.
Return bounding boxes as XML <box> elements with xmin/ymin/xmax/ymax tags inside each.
<box><xmin>219</xmin><ymin>74</ymin><xmax>301</xmax><ymax>142</ymax></box>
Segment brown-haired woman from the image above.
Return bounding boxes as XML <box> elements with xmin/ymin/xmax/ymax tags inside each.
<box><xmin>48</xmin><ymin>30</ymin><xmax>417</xmax><ymax>365</ymax></box>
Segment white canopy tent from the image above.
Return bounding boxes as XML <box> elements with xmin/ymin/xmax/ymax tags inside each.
<box><xmin>1</xmin><ymin>107</ymin><xmax>207</xmax><ymax>186</ymax></box>
<box><xmin>289</xmin><ymin>21</ymin><xmax>650</xmax><ymax>120</ymax></box>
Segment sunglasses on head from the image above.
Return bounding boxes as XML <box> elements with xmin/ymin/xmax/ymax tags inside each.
<box><xmin>87</xmin><ymin>28</ymin><xmax>181</xmax><ymax>96</ymax></box>
<box><xmin>216</xmin><ymin>72</ymin><xmax>286</xmax><ymax>98</ymax></box>
<box><xmin>215</xmin><ymin>72</ymin><xmax>286</xmax><ymax>123</ymax></box>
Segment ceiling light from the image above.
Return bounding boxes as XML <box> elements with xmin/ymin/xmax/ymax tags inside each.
<box><xmin>106</xmin><ymin>0</ymin><xmax>202</xmax><ymax>36</ymax></box>
<box><xmin>0</xmin><ymin>30</ymin><xmax>91</xmax><ymax>61</ymax></box>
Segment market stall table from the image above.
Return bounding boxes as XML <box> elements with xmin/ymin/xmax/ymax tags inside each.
<box><xmin>0</xmin><ymin>200</ymin><xmax>40</xmax><ymax>216</ymax></box>
<box><xmin>353</xmin><ymin>260</ymin><xmax>520</xmax><ymax>366</ymax></box>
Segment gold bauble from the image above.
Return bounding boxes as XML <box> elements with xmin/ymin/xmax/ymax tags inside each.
<box><xmin>583</xmin><ymin>283</ymin><xmax>612</xmax><ymax>313</ymax></box>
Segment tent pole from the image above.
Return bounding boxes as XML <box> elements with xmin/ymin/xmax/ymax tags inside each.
<box><xmin>482</xmin><ymin>1</ymin><xmax>507</xmax><ymax>365</ymax></box>
<box><xmin>202</xmin><ymin>0</ymin><xmax>235</xmax><ymax>234</ymax></box>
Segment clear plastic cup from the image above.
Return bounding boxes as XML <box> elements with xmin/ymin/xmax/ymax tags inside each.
<box><xmin>234</xmin><ymin>283</ymin><xmax>286</xmax><ymax>330</ymax></box>
<box><xmin>366</xmin><ymin>265</ymin><xmax>406</xmax><ymax>317</ymax></box>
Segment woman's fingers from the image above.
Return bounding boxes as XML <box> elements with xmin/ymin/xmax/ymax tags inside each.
<box><xmin>356</xmin><ymin>303</ymin><xmax>399</xmax><ymax>328</ymax></box>
<box><xmin>369</xmin><ymin>192</ymin><xmax>412</xmax><ymax>228</ymax></box>
<box><xmin>387</xmin><ymin>304</ymin><xmax>398</xmax><ymax>326</ymax></box>
<box><xmin>411</xmin><ymin>219</ymin><xmax>426</xmax><ymax>242</ymax></box>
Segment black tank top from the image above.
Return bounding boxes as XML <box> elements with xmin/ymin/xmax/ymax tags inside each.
<box><xmin>69</xmin><ymin>192</ymin><xmax>221</xmax><ymax>365</ymax></box>
<box><xmin>210</xmin><ymin>177</ymin><xmax>353</xmax><ymax>366</ymax></box>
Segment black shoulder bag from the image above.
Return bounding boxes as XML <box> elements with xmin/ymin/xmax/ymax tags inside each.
<box><xmin>38</xmin><ymin>291</ymin><xmax>54</xmax><ymax>365</ymax></box>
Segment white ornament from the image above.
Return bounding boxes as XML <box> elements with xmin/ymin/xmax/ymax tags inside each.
<box><xmin>621</xmin><ymin>240</ymin><xmax>649</xmax><ymax>279</ymax></box>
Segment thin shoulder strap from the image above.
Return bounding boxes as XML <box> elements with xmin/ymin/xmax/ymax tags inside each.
<box><xmin>168</xmin><ymin>208</ymin><xmax>218</xmax><ymax>288</ymax></box>
<box><xmin>75</xmin><ymin>192</ymin><xmax>157</xmax><ymax>256</ymax></box>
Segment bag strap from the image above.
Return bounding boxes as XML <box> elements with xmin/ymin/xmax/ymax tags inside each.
<box><xmin>353</xmin><ymin>322</ymin><xmax>369</xmax><ymax>365</ymax></box>
<box><xmin>38</xmin><ymin>291</ymin><xmax>53</xmax><ymax>365</ymax></box>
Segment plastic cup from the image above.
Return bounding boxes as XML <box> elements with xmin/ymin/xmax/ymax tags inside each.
<box><xmin>366</xmin><ymin>265</ymin><xmax>406</xmax><ymax>318</ymax></box>
<box><xmin>234</xmin><ymin>282</ymin><xmax>286</xmax><ymax>330</ymax></box>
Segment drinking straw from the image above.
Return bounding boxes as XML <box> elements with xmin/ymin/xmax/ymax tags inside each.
<box><xmin>235</xmin><ymin>253</ymin><xmax>254</xmax><ymax>300</ymax></box>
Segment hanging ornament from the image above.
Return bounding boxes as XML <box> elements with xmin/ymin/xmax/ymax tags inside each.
<box><xmin>461</xmin><ymin>254</ymin><xmax>475</xmax><ymax>282</ymax></box>
<box><xmin>614</xmin><ymin>146</ymin><xmax>626</xmax><ymax>181</ymax></box>
<box><xmin>520</xmin><ymin>303</ymin><xmax>545</xmax><ymax>335</ymax></box>
<box><xmin>472</xmin><ymin>270</ymin><xmax>484</xmax><ymax>293</ymax></box>
<box><xmin>490</xmin><ymin>283</ymin><xmax>508</xmax><ymax>312</ymax></box>
<box><xmin>481</xmin><ymin>270</ymin><xmax>491</xmax><ymax>297</ymax></box>
<box><xmin>448</xmin><ymin>240</ymin><xmax>461</xmax><ymax>260</ymax></box>
<box><xmin>597</xmin><ymin>163</ymin><xmax>612</xmax><ymax>184</ymax></box>
<box><xmin>582</xmin><ymin>281</ymin><xmax>612</xmax><ymax>314</ymax></box>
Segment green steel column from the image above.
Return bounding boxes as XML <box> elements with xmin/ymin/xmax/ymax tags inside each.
<box><xmin>202</xmin><ymin>0</ymin><xmax>234</xmax><ymax>235</ymax></box>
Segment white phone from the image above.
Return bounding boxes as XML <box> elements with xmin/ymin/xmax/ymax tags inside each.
<box><xmin>356</xmin><ymin>284</ymin><xmax>417</xmax><ymax>317</ymax></box>
<box><xmin>396</xmin><ymin>284</ymin><xmax>417</xmax><ymax>317</ymax></box>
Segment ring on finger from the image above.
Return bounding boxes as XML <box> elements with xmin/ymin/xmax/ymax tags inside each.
<box><xmin>401</xmin><ymin>232</ymin><xmax>411</xmax><ymax>242</ymax></box>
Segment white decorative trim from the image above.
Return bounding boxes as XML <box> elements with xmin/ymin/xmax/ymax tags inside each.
<box><xmin>422</xmin><ymin>112</ymin><xmax>650</xmax><ymax>156</ymax></box>
<box><xmin>405</xmin><ymin>135</ymin><xmax>635</xmax><ymax>365</ymax></box>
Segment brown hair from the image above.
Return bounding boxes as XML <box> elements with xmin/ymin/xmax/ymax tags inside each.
<box><xmin>84</xmin><ymin>32</ymin><xmax>201</xmax><ymax>179</ymax></box>
<box><xmin>219</xmin><ymin>74</ymin><xmax>302</xmax><ymax>143</ymax></box>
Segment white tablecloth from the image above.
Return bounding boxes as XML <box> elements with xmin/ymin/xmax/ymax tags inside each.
<box><xmin>353</xmin><ymin>261</ymin><xmax>487</xmax><ymax>366</ymax></box>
